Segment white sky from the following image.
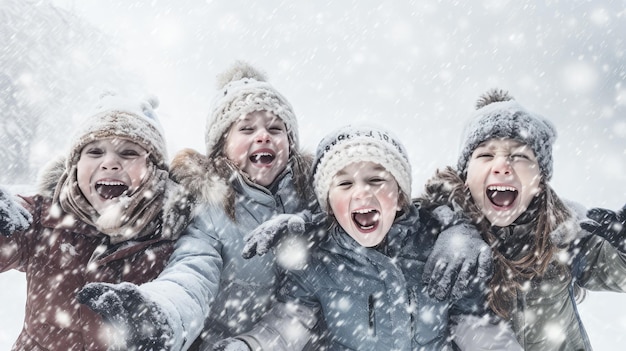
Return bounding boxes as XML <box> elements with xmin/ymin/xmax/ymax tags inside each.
<box><xmin>1</xmin><ymin>0</ymin><xmax>625</xmax><ymax>349</ymax></box>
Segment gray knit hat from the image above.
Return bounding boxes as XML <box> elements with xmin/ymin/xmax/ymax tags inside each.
<box><xmin>457</xmin><ymin>89</ymin><xmax>557</xmax><ymax>180</ymax></box>
<box><xmin>68</xmin><ymin>92</ymin><xmax>167</xmax><ymax>170</ymax></box>
<box><xmin>205</xmin><ymin>61</ymin><xmax>298</xmax><ymax>156</ymax></box>
<box><xmin>313</xmin><ymin>125</ymin><xmax>412</xmax><ymax>211</ymax></box>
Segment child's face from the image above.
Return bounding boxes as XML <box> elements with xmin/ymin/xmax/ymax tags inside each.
<box><xmin>224</xmin><ymin>110</ymin><xmax>290</xmax><ymax>186</ymax></box>
<box><xmin>76</xmin><ymin>138</ymin><xmax>149</xmax><ymax>214</ymax></box>
<box><xmin>465</xmin><ymin>138</ymin><xmax>542</xmax><ymax>227</ymax></box>
<box><xmin>328</xmin><ymin>161</ymin><xmax>401</xmax><ymax>247</ymax></box>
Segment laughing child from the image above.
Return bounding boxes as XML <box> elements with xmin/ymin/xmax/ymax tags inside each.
<box><xmin>0</xmin><ymin>93</ymin><xmax>192</xmax><ymax>350</ymax></box>
<box><xmin>420</xmin><ymin>89</ymin><xmax>626</xmax><ymax>350</ymax></box>
<box><xmin>77</xmin><ymin>61</ymin><xmax>317</xmax><ymax>350</ymax></box>
<box><xmin>213</xmin><ymin>125</ymin><xmax>521</xmax><ymax>351</ymax></box>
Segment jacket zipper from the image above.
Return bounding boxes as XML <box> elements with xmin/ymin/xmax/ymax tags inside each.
<box><xmin>368</xmin><ymin>294</ymin><xmax>376</xmax><ymax>335</ymax></box>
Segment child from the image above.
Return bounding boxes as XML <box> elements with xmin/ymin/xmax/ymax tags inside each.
<box><xmin>420</xmin><ymin>89</ymin><xmax>626</xmax><ymax>350</ymax></box>
<box><xmin>78</xmin><ymin>61</ymin><xmax>317</xmax><ymax>350</ymax></box>
<box><xmin>213</xmin><ymin>125</ymin><xmax>521</xmax><ymax>351</ymax></box>
<box><xmin>0</xmin><ymin>93</ymin><xmax>192</xmax><ymax>350</ymax></box>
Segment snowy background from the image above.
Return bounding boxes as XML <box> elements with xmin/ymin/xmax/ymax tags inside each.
<box><xmin>1</xmin><ymin>0</ymin><xmax>625</xmax><ymax>349</ymax></box>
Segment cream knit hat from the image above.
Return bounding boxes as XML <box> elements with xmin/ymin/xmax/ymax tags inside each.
<box><xmin>313</xmin><ymin>125</ymin><xmax>412</xmax><ymax>211</ymax></box>
<box><xmin>205</xmin><ymin>60</ymin><xmax>298</xmax><ymax>156</ymax></box>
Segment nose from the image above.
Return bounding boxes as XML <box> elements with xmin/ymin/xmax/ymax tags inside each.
<box><xmin>353</xmin><ymin>183</ymin><xmax>374</xmax><ymax>200</ymax></box>
<box><xmin>255</xmin><ymin>128</ymin><xmax>271</xmax><ymax>143</ymax></box>
<box><xmin>101</xmin><ymin>153</ymin><xmax>121</xmax><ymax>170</ymax></box>
<box><xmin>492</xmin><ymin>155</ymin><xmax>512</xmax><ymax>175</ymax></box>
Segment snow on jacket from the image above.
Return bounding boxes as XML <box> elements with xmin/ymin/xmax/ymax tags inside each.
<box><xmin>0</xmin><ymin>195</ymin><xmax>176</xmax><ymax>351</ymax></box>
<box><xmin>137</xmin><ymin>152</ymin><xmax>314</xmax><ymax>350</ymax></box>
<box><xmin>422</xmin><ymin>168</ymin><xmax>626</xmax><ymax>351</ymax></box>
<box><xmin>235</xmin><ymin>204</ymin><xmax>486</xmax><ymax>351</ymax></box>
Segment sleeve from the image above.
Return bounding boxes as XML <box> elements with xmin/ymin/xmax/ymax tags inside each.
<box><xmin>0</xmin><ymin>195</ymin><xmax>37</xmax><ymax>272</ymax></box>
<box><xmin>452</xmin><ymin>314</ymin><xmax>523</xmax><ymax>351</ymax></box>
<box><xmin>138</xmin><ymin>208</ymin><xmax>224</xmax><ymax>351</ymax></box>
<box><xmin>235</xmin><ymin>269</ymin><xmax>322</xmax><ymax>351</ymax></box>
<box><xmin>574</xmin><ymin>233</ymin><xmax>626</xmax><ymax>292</ymax></box>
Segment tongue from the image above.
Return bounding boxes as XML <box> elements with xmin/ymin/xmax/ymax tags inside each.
<box><xmin>95</xmin><ymin>184</ymin><xmax>129</xmax><ymax>199</ymax></box>
<box><xmin>354</xmin><ymin>212</ymin><xmax>378</xmax><ymax>228</ymax></box>
<box><xmin>488</xmin><ymin>190</ymin><xmax>516</xmax><ymax>207</ymax></box>
<box><xmin>251</xmin><ymin>154</ymin><xmax>274</xmax><ymax>164</ymax></box>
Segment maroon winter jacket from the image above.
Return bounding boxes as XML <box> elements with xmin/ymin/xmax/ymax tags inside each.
<box><xmin>0</xmin><ymin>195</ymin><xmax>175</xmax><ymax>351</ymax></box>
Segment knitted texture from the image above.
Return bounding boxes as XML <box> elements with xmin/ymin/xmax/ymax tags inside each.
<box><xmin>67</xmin><ymin>93</ymin><xmax>167</xmax><ymax>170</ymax></box>
<box><xmin>457</xmin><ymin>89</ymin><xmax>557</xmax><ymax>180</ymax></box>
<box><xmin>313</xmin><ymin>125</ymin><xmax>411</xmax><ymax>210</ymax></box>
<box><xmin>205</xmin><ymin>60</ymin><xmax>298</xmax><ymax>156</ymax></box>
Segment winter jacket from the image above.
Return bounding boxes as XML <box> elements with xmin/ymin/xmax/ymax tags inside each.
<box><xmin>138</xmin><ymin>155</ymin><xmax>313</xmax><ymax>351</ymax></box>
<box><xmin>422</xmin><ymin>168</ymin><xmax>626</xmax><ymax>351</ymax></box>
<box><xmin>235</xmin><ymin>204</ymin><xmax>487</xmax><ymax>351</ymax></box>
<box><xmin>0</xmin><ymin>195</ymin><xmax>176</xmax><ymax>351</ymax></box>
<box><xmin>500</xmin><ymin>216</ymin><xmax>626</xmax><ymax>351</ymax></box>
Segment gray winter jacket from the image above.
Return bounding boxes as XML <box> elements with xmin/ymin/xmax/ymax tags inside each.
<box><xmin>138</xmin><ymin>163</ymin><xmax>312</xmax><ymax>350</ymax></box>
<box><xmin>502</xmin><ymin>208</ymin><xmax>626</xmax><ymax>351</ymax></box>
<box><xmin>235</xmin><ymin>204</ymin><xmax>487</xmax><ymax>351</ymax></box>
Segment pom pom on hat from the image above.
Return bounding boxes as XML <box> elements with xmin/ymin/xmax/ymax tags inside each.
<box><xmin>205</xmin><ymin>60</ymin><xmax>298</xmax><ymax>156</ymax></box>
<box><xmin>457</xmin><ymin>88</ymin><xmax>557</xmax><ymax>180</ymax></box>
<box><xmin>312</xmin><ymin>125</ymin><xmax>412</xmax><ymax>211</ymax></box>
<box><xmin>67</xmin><ymin>92</ymin><xmax>168</xmax><ymax>170</ymax></box>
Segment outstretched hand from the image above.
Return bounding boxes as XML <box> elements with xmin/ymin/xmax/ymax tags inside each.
<box><xmin>423</xmin><ymin>223</ymin><xmax>493</xmax><ymax>301</ymax></box>
<box><xmin>581</xmin><ymin>204</ymin><xmax>626</xmax><ymax>252</ymax></box>
<box><xmin>242</xmin><ymin>211</ymin><xmax>310</xmax><ymax>259</ymax></box>
<box><xmin>0</xmin><ymin>186</ymin><xmax>32</xmax><ymax>236</ymax></box>
<box><xmin>77</xmin><ymin>282</ymin><xmax>173</xmax><ymax>351</ymax></box>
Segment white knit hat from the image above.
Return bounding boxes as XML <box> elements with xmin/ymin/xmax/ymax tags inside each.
<box><xmin>313</xmin><ymin>125</ymin><xmax>412</xmax><ymax>210</ymax></box>
<box><xmin>457</xmin><ymin>89</ymin><xmax>557</xmax><ymax>180</ymax></box>
<box><xmin>205</xmin><ymin>60</ymin><xmax>298</xmax><ymax>156</ymax></box>
<box><xmin>67</xmin><ymin>92</ymin><xmax>167</xmax><ymax>170</ymax></box>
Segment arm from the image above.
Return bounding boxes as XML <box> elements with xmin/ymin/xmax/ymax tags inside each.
<box><xmin>421</xmin><ymin>205</ymin><xmax>493</xmax><ymax>301</ymax></box>
<box><xmin>452</xmin><ymin>314</ymin><xmax>522</xmax><ymax>351</ymax></box>
<box><xmin>214</xmin><ymin>302</ymin><xmax>319</xmax><ymax>351</ymax></box>
<box><xmin>0</xmin><ymin>187</ymin><xmax>32</xmax><ymax>236</ymax></box>
<box><xmin>572</xmin><ymin>203</ymin><xmax>626</xmax><ymax>291</ymax></box>
<box><xmin>79</xmin><ymin>209</ymin><xmax>225</xmax><ymax>350</ymax></box>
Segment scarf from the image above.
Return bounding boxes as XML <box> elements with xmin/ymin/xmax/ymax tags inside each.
<box><xmin>54</xmin><ymin>161</ymin><xmax>168</xmax><ymax>244</ymax></box>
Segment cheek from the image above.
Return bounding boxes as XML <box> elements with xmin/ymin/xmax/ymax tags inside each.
<box><xmin>76</xmin><ymin>160</ymin><xmax>93</xmax><ymax>192</ymax></box>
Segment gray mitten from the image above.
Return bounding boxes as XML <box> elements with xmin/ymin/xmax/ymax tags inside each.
<box><xmin>242</xmin><ymin>210</ymin><xmax>310</xmax><ymax>259</ymax></box>
<box><xmin>0</xmin><ymin>186</ymin><xmax>32</xmax><ymax>236</ymax></box>
<box><xmin>77</xmin><ymin>282</ymin><xmax>173</xmax><ymax>351</ymax></box>
<box><xmin>212</xmin><ymin>338</ymin><xmax>252</xmax><ymax>351</ymax></box>
<box><xmin>423</xmin><ymin>223</ymin><xmax>493</xmax><ymax>301</ymax></box>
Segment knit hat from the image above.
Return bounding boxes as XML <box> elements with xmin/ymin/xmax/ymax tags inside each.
<box><xmin>457</xmin><ymin>89</ymin><xmax>557</xmax><ymax>180</ymax></box>
<box><xmin>312</xmin><ymin>125</ymin><xmax>412</xmax><ymax>211</ymax></box>
<box><xmin>67</xmin><ymin>92</ymin><xmax>167</xmax><ymax>170</ymax></box>
<box><xmin>205</xmin><ymin>60</ymin><xmax>298</xmax><ymax>156</ymax></box>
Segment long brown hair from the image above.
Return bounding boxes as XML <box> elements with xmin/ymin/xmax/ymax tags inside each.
<box><xmin>420</xmin><ymin>167</ymin><xmax>576</xmax><ymax>319</ymax></box>
<box><xmin>208</xmin><ymin>128</ymin><xmax>313</xmax><ymax>221</ymax></box>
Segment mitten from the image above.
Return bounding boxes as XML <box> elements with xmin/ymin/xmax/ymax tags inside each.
<box><xmin>0</xmin><ymin>186</ymin><xmax>32</xmax><ymax>236</ymax></box>
<box><xmin>580</xmin><ymin>204</ymin><xmax>626</xmax><ymax>252</ymax></box>
<box><xmin>77</xmin><ymin>282</ymin><xmax>173</xmax><ymax>351</ymax></box>
<box><xmin>242</xmin><ymin>210</ymin><xmax>310</xmax><ymax>259</ymax></box>
<box><xmin>423</xmin><ymin>223</ymin><xmax>493</xmax><ymax>301</ymax></box>
<box><xmin>212</xmin><ymin>338</ymin><xmax>252</xmax><ymax>351</ymax></box>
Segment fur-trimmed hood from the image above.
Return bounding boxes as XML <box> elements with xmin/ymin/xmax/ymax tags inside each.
<box><xmin>169</xmin><ymin>148</ymin><xmax>231</xmax><ymax>209</ymax></box>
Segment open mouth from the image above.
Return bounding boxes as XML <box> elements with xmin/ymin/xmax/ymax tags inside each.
<box><xmin>249</xmin><ymin>152</ymin><xmax>275</xmax><ymax>165</ymax></box>
<box><xmin>95</xmin><ymin>181</ymin><xmax>129</xmax><ymax>200</ymax></box>
<box><xmin>352</xmin><ymin>209</ymin><xmax>380</xmax><ymax>231</ymax></box>
<box><xmin>486</xmin><ymin>185</ymin><xmax>518</xmax><ymax>207</ymax></box>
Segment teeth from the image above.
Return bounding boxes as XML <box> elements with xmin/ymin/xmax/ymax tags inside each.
<box><xmin>487</xmin><ymin>185</ymin><xmax>516</xmax><ymax>192</ymax></box>
<box><xmin>96</xmin><ymin>181</ymin><xmax>126</xmax><ymax>186</ymax></box>
<box><xmin>354</xmin><ymin>209</ymin><xmax>375</xmax><ymax>214</ymax></box>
